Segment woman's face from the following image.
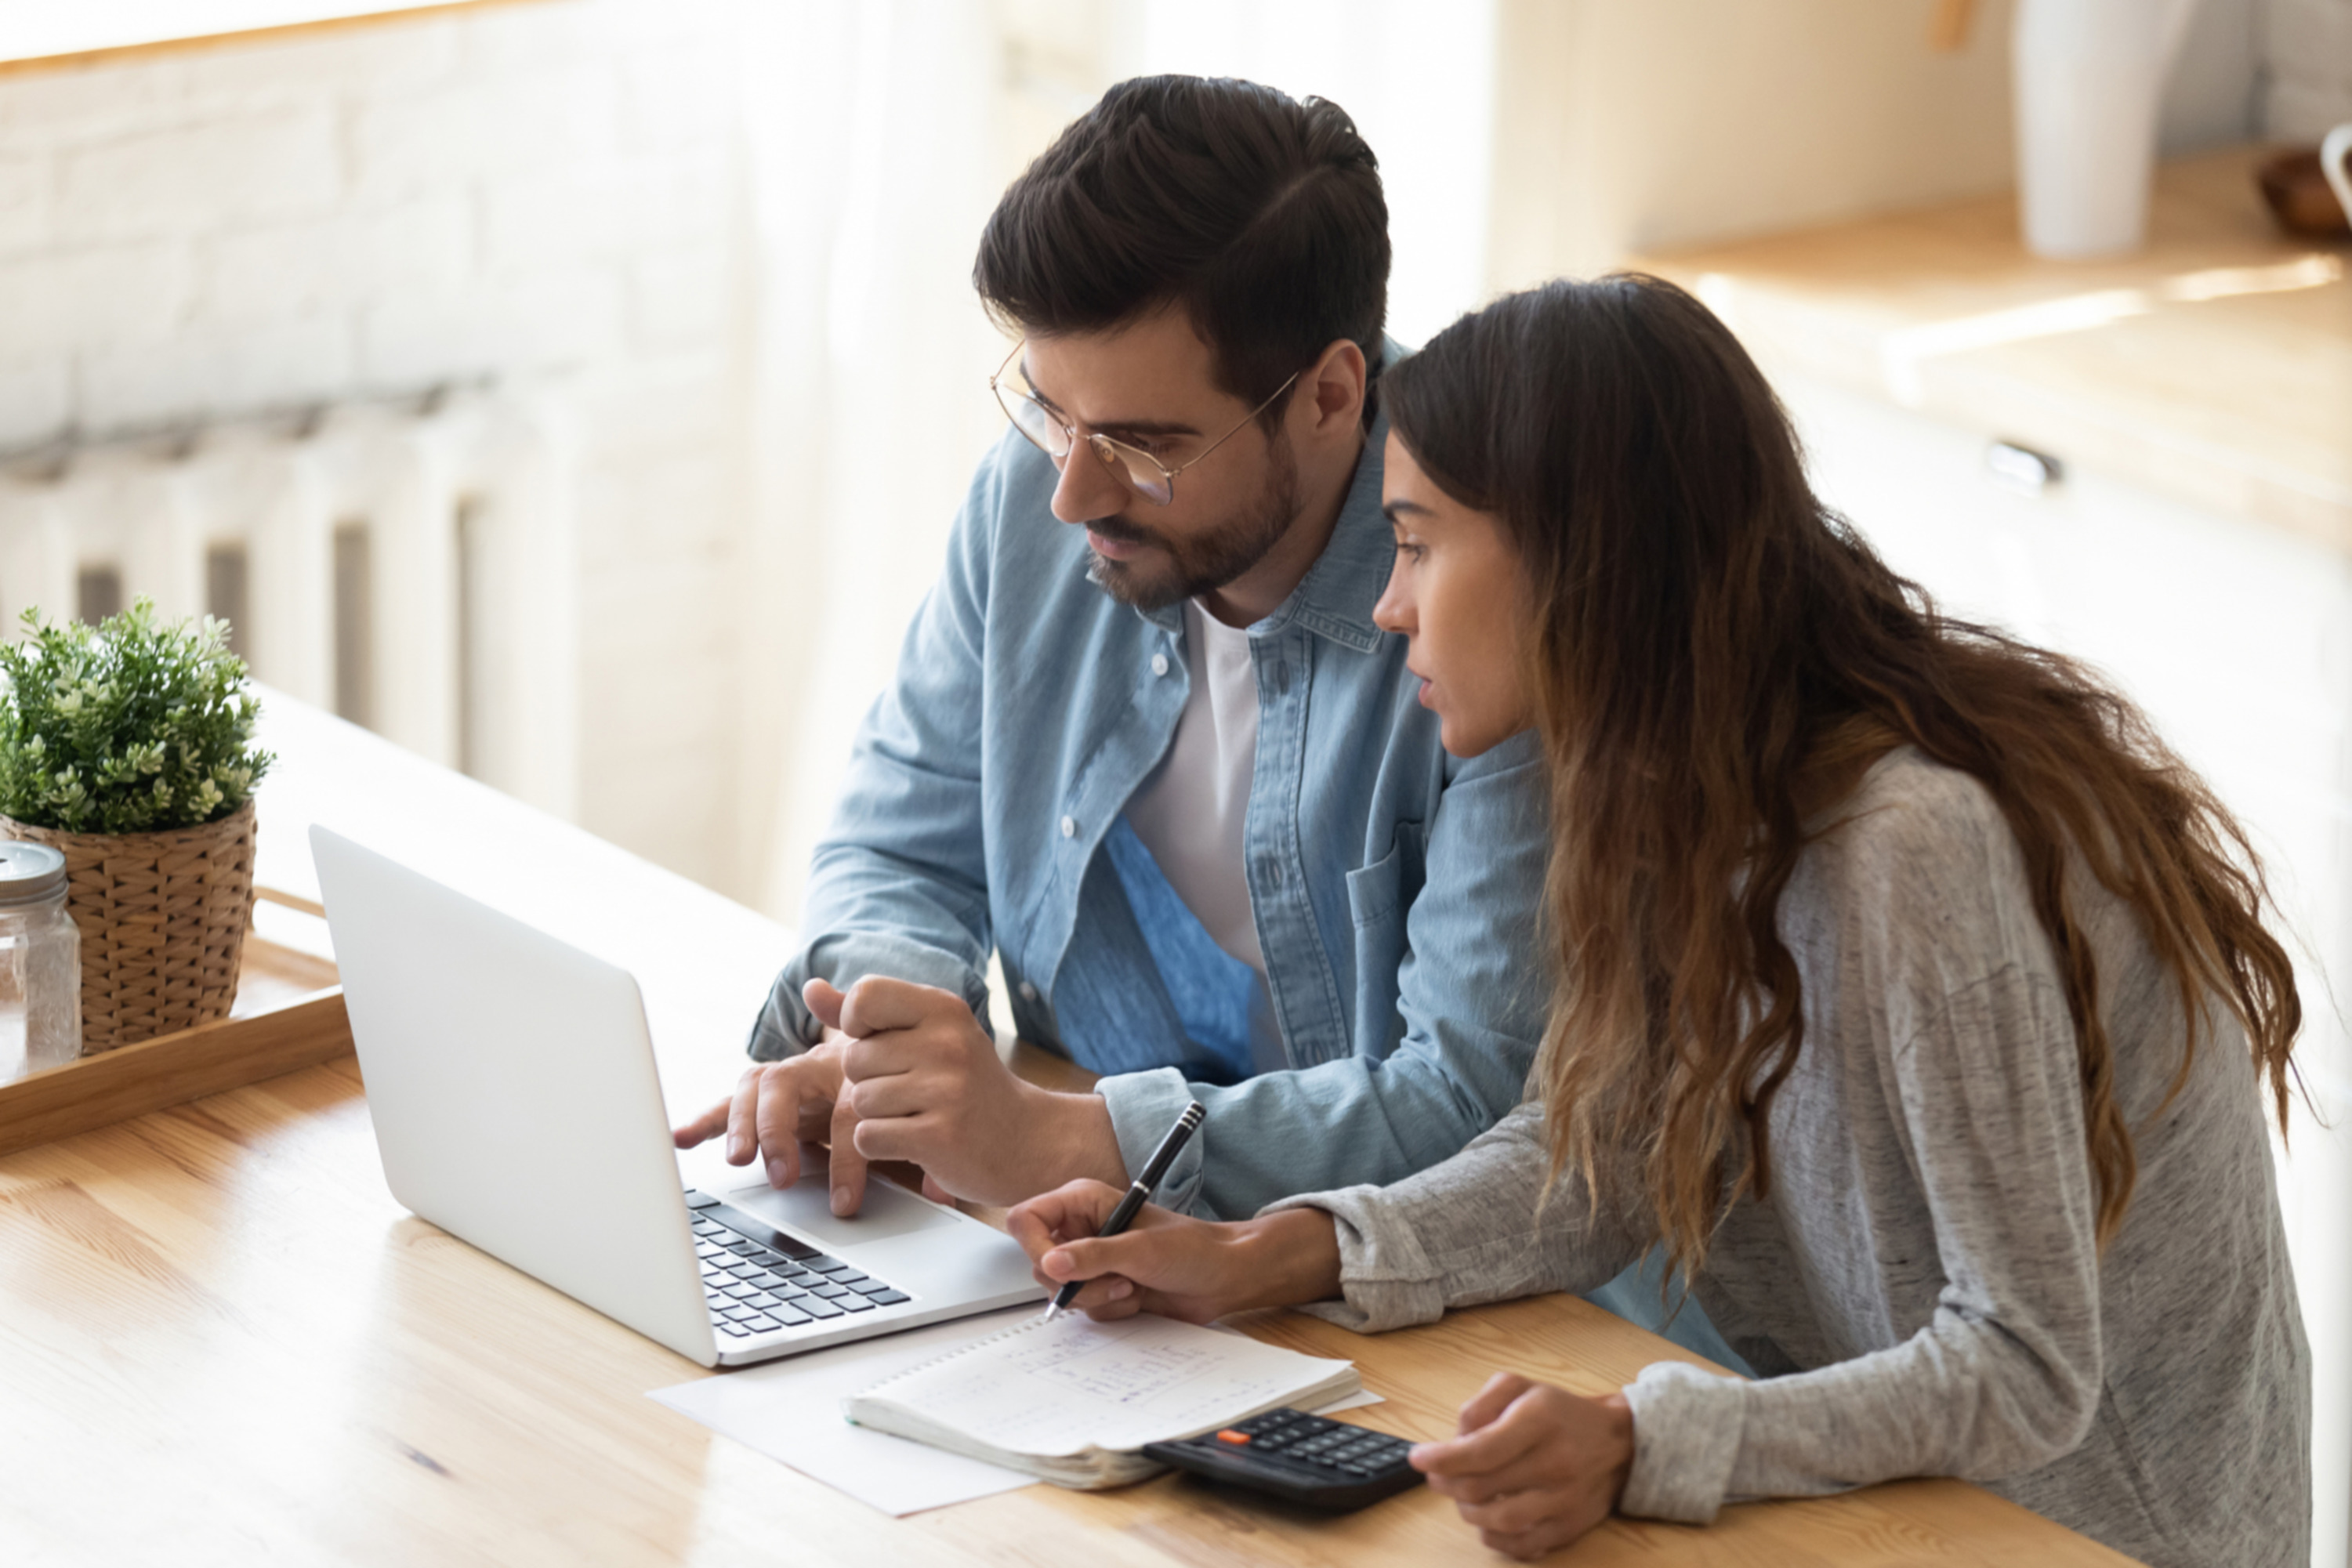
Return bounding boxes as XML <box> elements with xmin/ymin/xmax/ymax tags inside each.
<box><xmin>1373</xmin><ymin>432</ymin><xmax>1535</xmax><ymax>757</ymax></box>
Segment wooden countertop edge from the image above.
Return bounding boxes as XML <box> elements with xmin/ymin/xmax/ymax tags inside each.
<box><xmin>1652</xmin><ymin>266</ymin><xmax>2352</xmax><ymax>552</ymax></box>
<box><xmin>1633</xmin><ymin>145</ymin><xmax>2352</xmax><ymax>552</ymax></box>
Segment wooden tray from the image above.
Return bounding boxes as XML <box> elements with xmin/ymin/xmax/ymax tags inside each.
<box><xmin>0</xmin><ymin>904</ymin><xmax>350</xmax><ymax>1160</ymax></box>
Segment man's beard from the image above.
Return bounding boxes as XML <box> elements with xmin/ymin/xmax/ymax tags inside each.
<box><xmin>1083</xmin><ymin>434</ymin><xmax>1300</xmax><ymax>612</ymax></box>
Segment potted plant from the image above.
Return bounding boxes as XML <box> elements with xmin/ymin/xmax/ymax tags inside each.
<box><xmin>0</xmin><ymin>601</ymin><xmax>274</xmax><ymax>1051</ymax></box>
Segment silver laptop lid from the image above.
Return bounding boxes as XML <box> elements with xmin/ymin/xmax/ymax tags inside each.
<box><xmin>311</xmin><ymin>826</ymin><xmax>719</xmax><ymax>1367</ymax></box>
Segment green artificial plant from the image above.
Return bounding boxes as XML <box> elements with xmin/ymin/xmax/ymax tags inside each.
<box><xmin>0</xmin><ymin>600</ymin><xmax>273</xmax><ymax>835</ymax></box>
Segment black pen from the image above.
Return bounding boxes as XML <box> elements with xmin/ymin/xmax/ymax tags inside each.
<box><xmin>1042</xmin><ymin>1100</ymin><xmax>1205</xmax><ymax>1320</ymax></box>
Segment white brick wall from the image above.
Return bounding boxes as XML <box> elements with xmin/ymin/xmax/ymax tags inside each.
<box><xmin>2266</xmin><ymin>0</ymin><xmax>2352</xmax><ymax>137</ymax></box>
<box><xmin>0</xmin><ymin>0</ymin><xmax>757</xmax><ymax>896</ymax></box>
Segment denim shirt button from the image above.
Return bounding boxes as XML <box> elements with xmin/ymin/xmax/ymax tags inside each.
<box><xmin>1060</xmin><ymin>815</ymin><xmax>1077</xmax><ymax>838</ymax></box>
<box><xmin>1018</xmin><ymin>980</ymin><xmax>1039</xmax><ymax>1001</ymax></box>
<box><xmin>1151</xmin><ymin>652</ymin><xmax>1170</xmax><ymax>677</ymax></box>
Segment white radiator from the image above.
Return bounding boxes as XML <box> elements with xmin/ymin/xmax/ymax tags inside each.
<box><xmin>0</xmin><ymin>388</ymin><xmax>578</xmax><ymax>818</ymax></box>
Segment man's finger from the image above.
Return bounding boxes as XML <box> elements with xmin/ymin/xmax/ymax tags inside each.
<box><xmin>752</xmin><ymin>1067</ymin><xmax>815</xmax><ymax>1190</ymax></box>
<box><xmin>919</xmin><ymin>1172</ymin><xmax>955</xmax><ymax>1204</ymax></box>
<box><xmin>724</xmin><ymin>1069</ymin><xmax>766</xmax><ymax>1166</ymax></box>
<box><xmin>828</xmin><ymin>1090</ymin><xmax>872</xmax><ymax>1217</ymax></box>
<box><xmin>835</xmin><ymin>975</ymin><xmax>951</xmax><ymax>1038</ymax></box>
<box><xmin>803</xmin><ymin>977</ymin><xmax>846</xmax><ymax>1032</ymax></box>
<box><xmin>847</xmin><ymin>1107</ymin><xmax>948</xmax><ymax>1167</ymax></box>
<box><xmin>843</xmin><ymin>1063</ymin><xmax>940</xmax><ymax>1121</ymax></box>
<box><xmin>672</xmin><ymin>1094</ymin><xmax>730</xmax><ymax>1150</ymax></box>
<box><xmin>838</xmin><ymin>1027</ymin><xmax>949</xmax><ymax>1085</ymax></box>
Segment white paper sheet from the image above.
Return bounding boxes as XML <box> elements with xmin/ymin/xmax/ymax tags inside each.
<box><xmin>649</xmin><ymin>1309</ymin><xmax>1385</xmax><ymax>1517</ymax></box>
<box><xmin>650</xmin><ymin>1308</ymin><xmax>1042</xmax><ymax>1516</ymax></box>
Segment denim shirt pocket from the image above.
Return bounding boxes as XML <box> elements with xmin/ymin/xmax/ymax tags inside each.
<box><xmin>1343</xmin><ymin>821</ymin><xmax>1426</xmax><ymax>1054</ymax></box>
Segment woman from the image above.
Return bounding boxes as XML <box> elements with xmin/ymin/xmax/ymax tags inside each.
<box><xmin>1006</xmin><ymin>276</ymin><xmax>2310</xmax><ymax>1565</ymax></box>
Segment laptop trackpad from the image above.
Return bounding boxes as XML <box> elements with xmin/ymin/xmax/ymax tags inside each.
<box><xmin>720</xmin><ymin>1146</ymin><xmax>964</xmax><ymax>1248</ymax></box>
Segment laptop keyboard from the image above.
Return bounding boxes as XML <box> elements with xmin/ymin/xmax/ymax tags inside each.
<box><xmin>686</xmin><ymin>1189</ymin><xmax>912</xmax><ymax>1338</ymax></box>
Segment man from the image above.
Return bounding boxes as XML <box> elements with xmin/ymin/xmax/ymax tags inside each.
<box><xmin>676</xmin><ymin>76</ymin><xmax>1544</xmax><ymax>1233</ymax></box>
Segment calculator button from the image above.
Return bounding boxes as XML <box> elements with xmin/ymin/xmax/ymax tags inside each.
<box><xmin>1215</xmin><ymin>1430</ymin><xmax>1251</xmax><ymax>1446</ymax></box>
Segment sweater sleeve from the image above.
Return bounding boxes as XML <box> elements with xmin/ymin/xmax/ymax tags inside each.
<box><xmin>1620</xmin><ymin>957</ymin><xmax>2107</xmax><ymax>1523</ymax></box>
<box><xmin>1259</xmin><ymin>1100</ymin><xmax>1645</xmax><ymax>1333</ymax></box>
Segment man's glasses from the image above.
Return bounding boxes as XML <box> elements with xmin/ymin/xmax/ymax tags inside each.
<box><xmin>991</xmin><ymin>340</ymin><xmax>1300</xmax><ymax>507</ymax></box>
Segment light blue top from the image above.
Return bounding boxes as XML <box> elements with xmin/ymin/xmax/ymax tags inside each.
<box><xmin>747</xmin><ymin>410</ymin><xmax>1550</xmax><ymax>1221</ymax></box>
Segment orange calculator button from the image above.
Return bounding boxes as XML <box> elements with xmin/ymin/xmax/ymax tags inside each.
<box><xmin>1215</xmin><ymin>1429</ymin><xmax>1252</xmax><ymax>1445</ymax></box>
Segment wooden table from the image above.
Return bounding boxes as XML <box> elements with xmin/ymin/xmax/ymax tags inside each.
<box><xmin>0</xmin><ymin>696</ymin><xmax>2134</xmax><ymax>1564</ymax></box>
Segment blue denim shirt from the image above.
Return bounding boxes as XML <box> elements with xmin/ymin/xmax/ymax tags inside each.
<box><xmin>747</xmin><ymin>412</ymin><xmax>1756</xmax><ymax>1376</ymax></box>
<box><xmin>748</xmin><ymin>409</ymin><xmax>1553</xmax><ymax>1220</ymax></box>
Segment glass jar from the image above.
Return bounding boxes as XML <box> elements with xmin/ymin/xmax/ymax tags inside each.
<box><xmin>0</xmin><ymin>842</ymin><xmax>81</xmax><ymax>1082</ymax></box>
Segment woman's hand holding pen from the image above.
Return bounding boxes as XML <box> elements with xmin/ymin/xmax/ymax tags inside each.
<box><xmin>1005</xmin><ymin>1182</ymin><xmax>1345</xmax><ymax>1324</ymax></box>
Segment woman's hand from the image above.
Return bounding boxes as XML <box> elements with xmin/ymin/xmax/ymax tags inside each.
<box><xmin>1409</xmin><ymin>1373</ymin><xmax>1636</xmax><ymax>1561</ymax></box>
<box><xmin>1004</xmin><ymin>1182</ymin><xmax>1343</xmax><ymax>1324</ymax></box>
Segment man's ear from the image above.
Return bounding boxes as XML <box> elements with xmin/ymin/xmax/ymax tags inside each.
<box><xmin>1300</xmin><ymin>338</ymin><xmax>1368</xmax><ymax>438</ymax></box>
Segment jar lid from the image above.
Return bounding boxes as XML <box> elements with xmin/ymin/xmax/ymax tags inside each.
<box><xmin>0</xmin><ymin>842</ymin><xmax>67</xmax><ymax>904</ymax></box>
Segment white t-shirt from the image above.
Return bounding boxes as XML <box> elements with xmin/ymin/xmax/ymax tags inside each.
<box><xmin>1126</xmin><ymin>600</ymin><xmax>1265</xmax><ymax>975</ymax></box>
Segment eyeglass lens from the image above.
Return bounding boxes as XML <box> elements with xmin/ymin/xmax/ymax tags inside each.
<box><xmin>1003</xmin><ymin>389</ymin><xmax>1174</xmax><ymax>505</ymax></box>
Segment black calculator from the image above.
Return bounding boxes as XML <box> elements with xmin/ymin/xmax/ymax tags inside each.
<box><xmin>1141</xmin><ymin>1407</ymin><xmax>1424</xmax><ymax>1512</ymax></box>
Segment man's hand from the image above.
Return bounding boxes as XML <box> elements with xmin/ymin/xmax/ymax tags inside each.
<box><xmin>670</xmin><ymin>1028</ymin><xmax>853</xmax><ymax>1192</ymax></box>
<box><xmin>1006</xmin><ymin>1182</ymin><xmax>1344</xmax><ymax>1324</ymax></box>
<box><xmin>822</xmin><ymin>976</ymin><xmax>1125</xmax><ymax>1211</ymax></box>
<box><xmin>1408</xmin><ymin>1374</ymin><xmax>1635</xmax><ymax>1560</ymax></box>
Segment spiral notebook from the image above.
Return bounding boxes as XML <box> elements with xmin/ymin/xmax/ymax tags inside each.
<box><xmin>841</xmin><ymin>1310</ymin><xmax>1361</xmax><ymax>1489</ymax></box>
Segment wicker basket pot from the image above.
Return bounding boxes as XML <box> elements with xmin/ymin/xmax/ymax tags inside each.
<box><xmin>0</xmin><ymin>800</ymin><xmax>256</xmax><ymax>1051</ymax></box>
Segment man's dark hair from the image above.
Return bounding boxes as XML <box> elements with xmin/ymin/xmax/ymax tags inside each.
<box><xmin>974</xmin><ymin>75</ymin><xmax>1389</xmax><ymax>425</ymax></box>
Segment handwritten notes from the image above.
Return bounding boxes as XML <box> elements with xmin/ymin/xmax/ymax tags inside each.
<box><xmin>841</xmin><ymin>1311</ymin><xmax>1360</xmax><ymax>1487</ymax></box>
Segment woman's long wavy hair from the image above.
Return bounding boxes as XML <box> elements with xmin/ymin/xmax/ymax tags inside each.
<box><xmin>1383</xmin><ymin>275</ymin><xmax>2301</xmax><ymax>1274</ymax></box>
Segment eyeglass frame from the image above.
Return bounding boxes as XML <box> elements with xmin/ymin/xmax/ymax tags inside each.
<box><xmin>990</xmin><ymin>339</ymin><xmax>1303</xmax><ymax>507</ymax></box>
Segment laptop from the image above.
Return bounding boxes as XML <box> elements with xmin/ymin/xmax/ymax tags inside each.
<box><xmin>310</xmin><ymin>826</ymin><xmax>1046</xmax><ymax>1367</ymax></box>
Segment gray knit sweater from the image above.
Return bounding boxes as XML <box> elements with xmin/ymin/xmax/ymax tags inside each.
<box><xmin>1267</xmin><ymin>748</ymin><xmax>2309</xmax><ymax>1567</ymax></box>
